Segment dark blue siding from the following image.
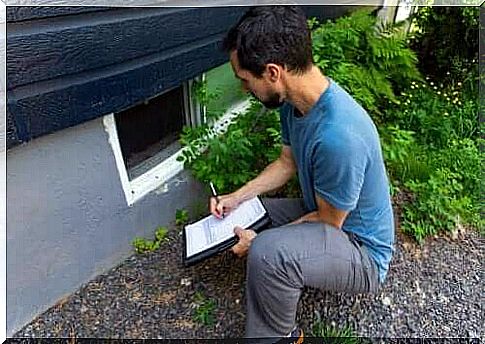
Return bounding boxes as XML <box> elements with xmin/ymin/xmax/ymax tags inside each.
<box><xmin>6</xmin><ymin>6</ymin><xmax>358</xmax><ymax>149</ymax></box>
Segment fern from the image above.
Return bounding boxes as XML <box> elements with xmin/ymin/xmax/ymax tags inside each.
<box><xmin>311</xmin><ymin>9</ymin><xmax>422</xmax><ymax>123</ymax></box>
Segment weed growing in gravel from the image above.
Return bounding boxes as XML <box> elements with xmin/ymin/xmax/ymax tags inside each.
<box><xmin>132</xmin><ymin>226</ymin><xmax>169</xmax><ymax>254</ymax></box>
<box><xmin>311</xmin><ymin>320</ymin><xmax>359</xmax><ymax>344</ymax></box>
<box><xmin>193</xmin><ymin>291</ymin><xmax>216</xmax><ymax>327</ymax></box>
<box><xmin>175</xmin><ymin>209</ymin><xmax>189</xmax><ymax>227</ymax></box>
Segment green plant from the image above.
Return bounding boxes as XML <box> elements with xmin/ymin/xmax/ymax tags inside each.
<box><xmin>179</xmin><ymin>98</ymin><xmax>282</xmax><ymax>193</ymax></box>
<box><xmin>401</xmin><ymin>168</ymin><xmax>478</xmax><ymax>243</ymax></box>
<box><xmin>193</xmin><ymin>291</ymin><xmax>216</xmax><ymax>326</ymax></box>
<box><xmin>382</xmin><ymin>78</ymin><xmax>481</xmax><ymax>241</ymax></box>
<box><xmin>132</xmin><ymin>226</ymin><xmax>169</xmax><ymax>254</ymax></box>
<box><xmin>409</xmin><ymin>6</ymin><xmax>478</xmax><ymax>94</ymax></box>
<box><xmin>385</xmin><ymin>80</ymin><xmax>478</xmax><ymax>148</ymax></box>
<box><xmin>132</xmin><ymin>237</ymin><xmax>160</xmax><ymax>254</ymax></box>
<box><xmin>311</xmin><ymin>9</ymin><xmax>422</xmax><ymax>121</ymax></box>
<box><xmin>175</xmin><ymin>209</ymin><xmax>189</xmax><ymax>227</ymax></box>
<box><xmin>311</xmin><ymin>320</ymin><xmax>359</xmax><ymax>344</ymax></box>
<box><xmin>192</xmin><ymin>79</ymin><xmax>220</xmax><ymax>108</ymax></box>
<box><xmin>155</xmin><ymin>227</ymin><xmax>169</xmax><ymax>242</ymax></box>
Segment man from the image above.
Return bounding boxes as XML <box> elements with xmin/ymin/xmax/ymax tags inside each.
<box><xmin>209</xmin><ymin>6</ymin><xmax>395</xmax><ymax>341</ymax></box>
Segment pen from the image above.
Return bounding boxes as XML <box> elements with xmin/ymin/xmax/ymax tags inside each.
<box><xmin>210</xmin><ymin>182</ymin><xmax>224</xmax><ymax>218</ymax></box>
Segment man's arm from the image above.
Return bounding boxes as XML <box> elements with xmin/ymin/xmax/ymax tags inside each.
<box><xmin>210</xmin><ymin>145</ymin><xmax>296</xmax><ymax>218</ymax></box>
<box><xmin>290</xmin><ymin>194</ymin><xmax>348</xmax><ymax>229</ymax></box>
<box><xmin>236</xmin><ymin>145</ymin><xmax>296</xmax><ymax>200</ymax></box>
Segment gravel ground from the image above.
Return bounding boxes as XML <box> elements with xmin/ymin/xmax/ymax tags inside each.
<box><xmin>13</xmin><ymin>203</ymin><xmax>483</xmax><ymax>340</ymax></box>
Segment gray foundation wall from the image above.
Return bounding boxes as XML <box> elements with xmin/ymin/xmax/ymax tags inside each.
<box><xmin>6</xmin><ymin>117</ymin><xmax>205</xmax><ymax>335</ymax></box>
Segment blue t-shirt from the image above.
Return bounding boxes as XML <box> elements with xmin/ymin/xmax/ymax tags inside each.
<box><xmin>280</xmin><ymin>77</ymin><xmax>395</xmax><ymax>283</ymax></box>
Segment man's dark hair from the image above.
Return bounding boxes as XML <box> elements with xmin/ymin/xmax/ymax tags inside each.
<box><xmin>223</xmin><ymin>6</ymin><xmax>313</xmax><ymax>77</ymax></box>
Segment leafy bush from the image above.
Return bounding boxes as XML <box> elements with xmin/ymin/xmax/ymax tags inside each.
<box><xmin>385</xmin><ymin>79</ymin><xmax>478</xmax><ymax>147</ymax></box>
<box><xmin>311</xmin><ymin>9</ymin><xmax>422</xmax><ymax>121</ymax></box>
<box><xmin>179</xmin><ymin>98</ymin><xmax>281</xmax><ymax>194</ymax></box>
<box><xmin>401</xmin><ymin>168</ymin><xmax>477</xmax><ymax>243</ymax></box>
<box><xmin>409</xmin><ymin>7</ymin><xmax>479</xmax><ymax>94</ymax></box>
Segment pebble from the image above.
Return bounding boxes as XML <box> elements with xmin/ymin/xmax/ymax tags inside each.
<box><xmin>381</xmin><ymin>296</ymin><xmax>392</xmax><ymax>306</ymax></box>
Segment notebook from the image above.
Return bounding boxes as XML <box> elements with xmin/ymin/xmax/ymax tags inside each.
<box><xmin>183</xmin><ymin>196</ymin><xmax>271</xmax><ymax>266</ymax></box>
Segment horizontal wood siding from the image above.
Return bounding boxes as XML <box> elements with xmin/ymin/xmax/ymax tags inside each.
<box><xmin>6</xmin><ymin>7</ymin><xmax>113</xmax><ymax>22</ymax></box>
<box><xmin>6</xmin><ymin>6</ymin><xmax>359</xmax><ymax>149</ymax></box>
<box><xmin>7</xmin><ymin>8</ymin><xmax>246</xmax><ymax>89</ymax></box>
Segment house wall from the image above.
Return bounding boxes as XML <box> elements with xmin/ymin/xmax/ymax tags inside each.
<box><xmin>6</xmin><ymin>117</ymin><xmax>205</xmax><ymax>335</ymax></box>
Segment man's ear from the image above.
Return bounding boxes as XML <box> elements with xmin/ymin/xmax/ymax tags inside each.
<box><xmin>265</xmin><ymin>63</ymin><xmax>282</xmax><ymax>82</ymax></box>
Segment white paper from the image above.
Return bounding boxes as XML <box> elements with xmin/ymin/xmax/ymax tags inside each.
<box><xmin>185</xmin><ymin>197</ymin><xmax>266</xmax><ymax>258</ymax></box>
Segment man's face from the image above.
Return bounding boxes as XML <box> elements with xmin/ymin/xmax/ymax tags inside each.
<box><xmin>229</xmin><ymin>51</ymin><xmax>284</xmax><ymax>109</ymax></box>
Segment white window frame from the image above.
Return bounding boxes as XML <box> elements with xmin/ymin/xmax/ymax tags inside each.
<box><xmin>104</xmin><ymin>77</ymin><xmax>251</xmax><ymax>206</ymax></box>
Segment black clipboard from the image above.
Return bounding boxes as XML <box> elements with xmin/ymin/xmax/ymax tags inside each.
<box><xmin>183</xmin><ymin>196</ymin><xmax>271</xmax><ymax>267</ymax></box>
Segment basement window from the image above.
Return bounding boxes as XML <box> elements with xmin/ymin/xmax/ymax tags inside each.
<box><xmin>114</xmin><ymin>86</ymin><xmax>187</xmax><ymax>180</ymax></box>
<box><xmin>104</xmin><ymin>66</ymin><xmax>251</xmax><ymax>206</ymax></box>
<box><xmin>104</xmin><ymin>81</ymin><xmax>202</xmax><ymax>205</ymax></box>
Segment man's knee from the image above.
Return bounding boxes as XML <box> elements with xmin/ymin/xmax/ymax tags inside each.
<box><xmin>247</xmin><ymin>228</ymin><xmax>299</xmax><ymax>284</ymax></box>
<box><xmin>248</xmin><ymin>229</ymin><xmax>283</xmax><ymax>274</ymax></box>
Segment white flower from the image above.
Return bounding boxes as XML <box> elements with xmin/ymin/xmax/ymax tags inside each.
<box><xmin>437</xmin><ymin>91</ymin><xmax>441</xmax><ymax>95</ymax></box>
<box><xmin>430</xmin><ymin>81</ymin><xmax>434</xmax><ymax>85</ymax></box>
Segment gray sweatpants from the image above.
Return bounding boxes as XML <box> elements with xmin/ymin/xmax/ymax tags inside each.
<box><xmin>245</xmin><ymin>198</ymin><xmax>380</xmax><ymax>339</ymax></box>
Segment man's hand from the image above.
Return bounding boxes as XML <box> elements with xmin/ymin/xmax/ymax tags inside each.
<box><xmin>231</xmin><ymin>226</ymin><xmax>257</xmax><ymax>257</ymax></box>
<box><xmin>209</xmin><ymin>192</ymin><xmax>243</xmax><ymax>219</ymax></box>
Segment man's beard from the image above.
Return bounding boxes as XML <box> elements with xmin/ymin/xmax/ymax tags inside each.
<box><xmin>252</xmin><ymin>92</ymin><xmax>283</xmax><ymax>109</ymax></box>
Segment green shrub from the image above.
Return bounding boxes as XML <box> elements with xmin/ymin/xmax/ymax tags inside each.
<box><xmin>401</xmin><ymin>168</ymin><xmax>477</xmax><ymax>243</ymax></box>
<box><xmin>409</xmin><ymin>6</ymin><xmax>478</xmax><ymax>95</ymax></box>
<box><xmin>385</xmin><ymin>80</ymin><xmax>478</xmax><ymax>148</ymax></box>
<box><xmin>311</xmin><ymin>9</ymin><xmax>422</xmax><ymax>121</ymax></box>
<box><xmin>179</xmin><ymin>99</ymin><xmax>282</xmax><ymax>194</ymax></box>
<box><xmin>382</xmin><ymin>80</ymin><xmax>481</xmax><ymax>241</ymax></box>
